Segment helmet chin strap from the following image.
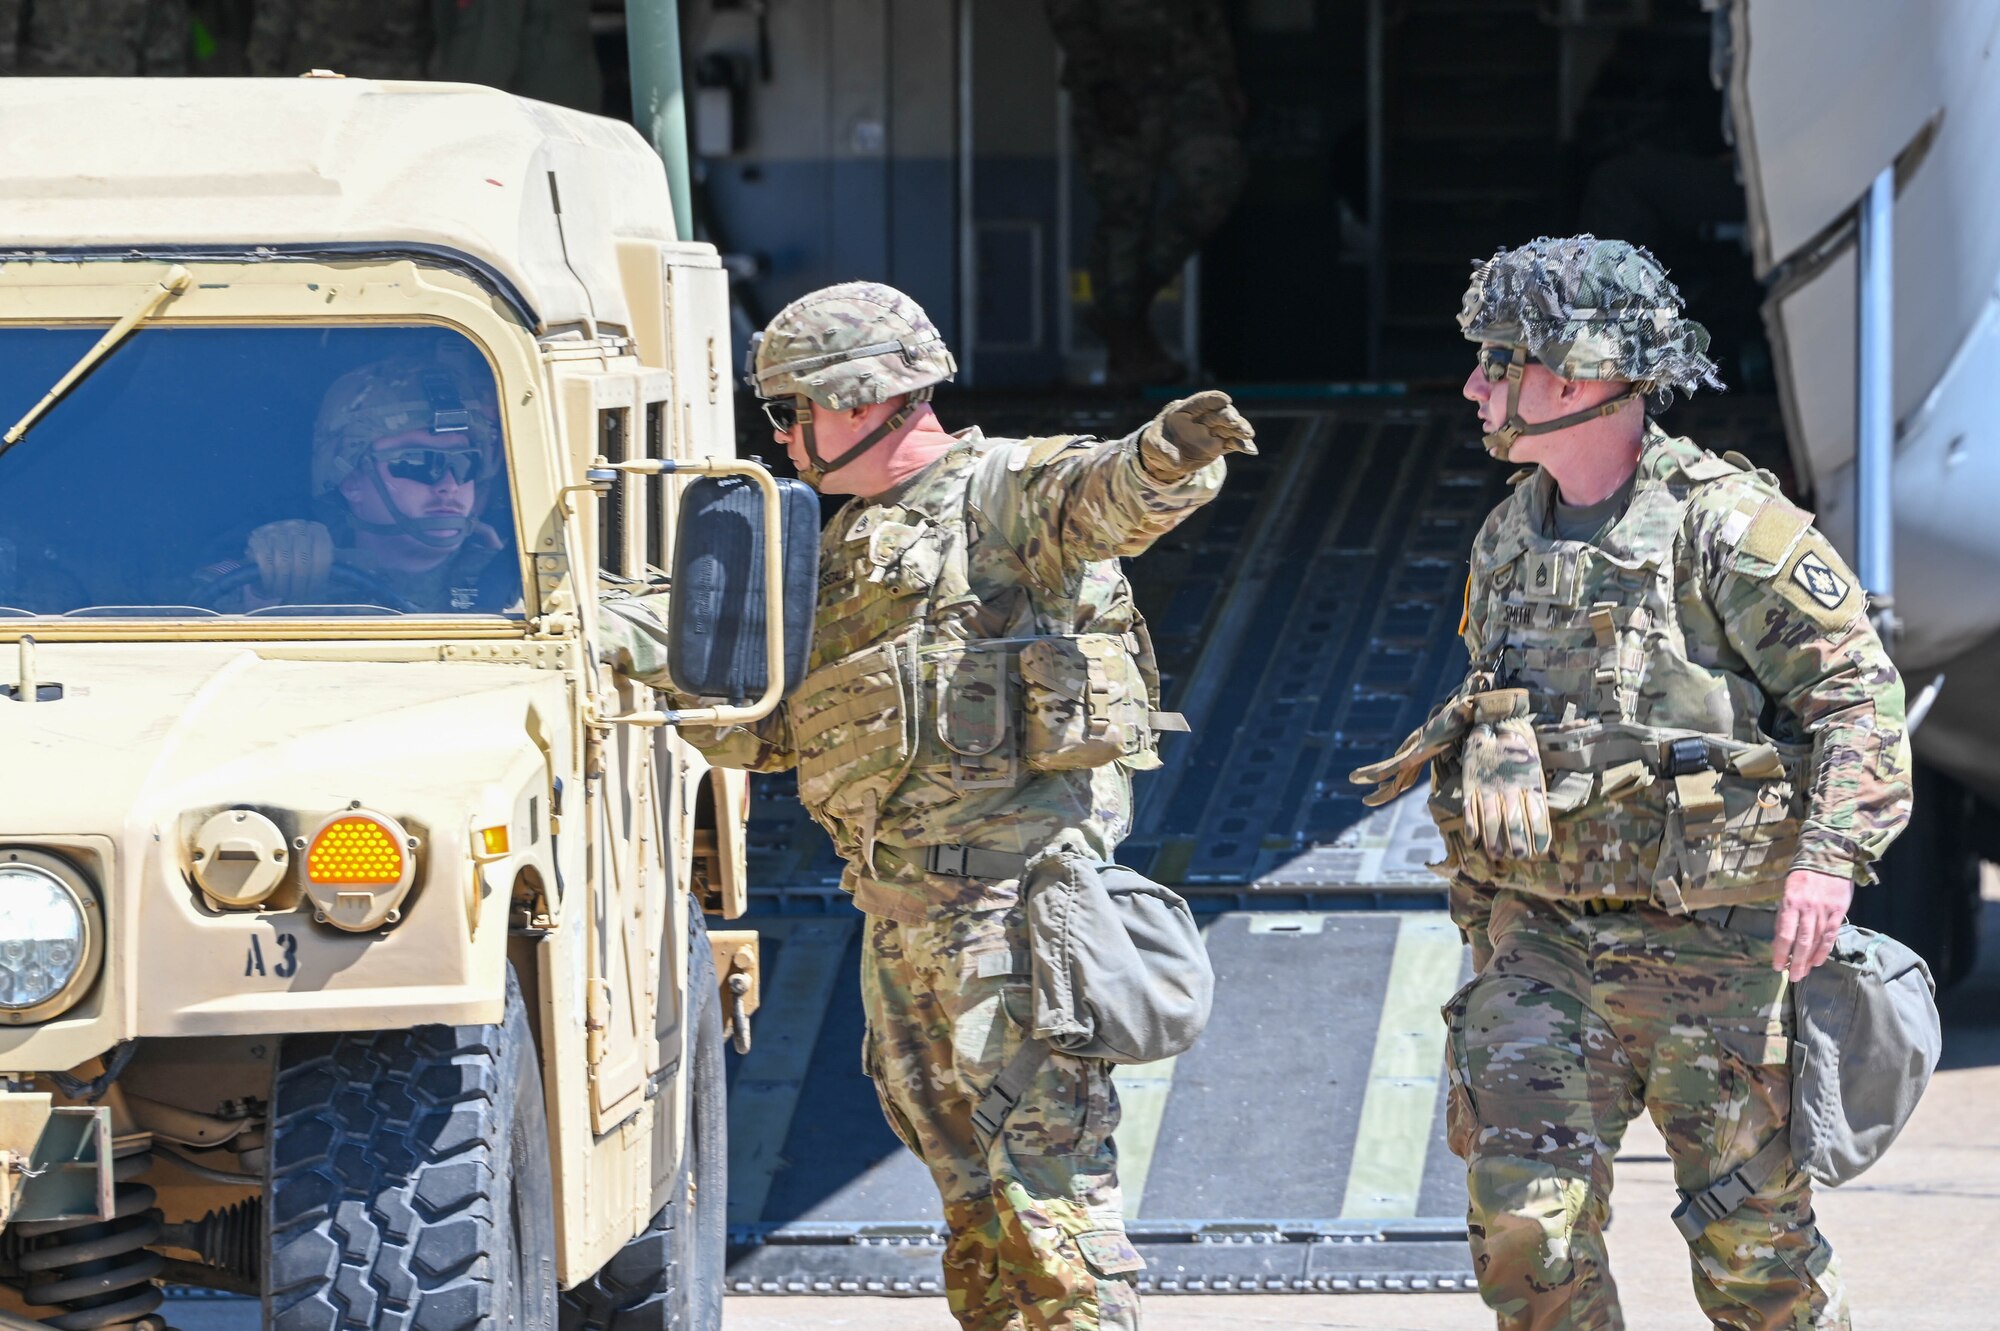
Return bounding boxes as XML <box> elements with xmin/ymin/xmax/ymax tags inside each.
<box><xmin>799</xmin><ymin>388</ymin><xmax>935</xmax><ymax>486</ymax></box>
<box><xmin>1483</xmin><ymin>359</ymin><xmax>1642</xmax><ymax>460</ymax></box>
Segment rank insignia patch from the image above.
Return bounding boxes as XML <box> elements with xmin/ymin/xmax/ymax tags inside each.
<box><xmin>1791</xmin><ymin>549</ymin><xmax>1849</xmax><ymax>610</ymax></box>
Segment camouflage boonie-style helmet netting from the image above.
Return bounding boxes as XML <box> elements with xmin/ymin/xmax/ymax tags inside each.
<box><xmin>311</xmin><ymin>356</ymin><xmax>501</xmax><ymax>497</ymax></box>
<box><xmin>1459</xmin><ymin>235</ymin><xmax>1725</xmax><ymax>404</ymax></box>
<box><xmin>749</xmin><ymin>282</ymin><xmax>957</xmax><ymax>412</ymax></box>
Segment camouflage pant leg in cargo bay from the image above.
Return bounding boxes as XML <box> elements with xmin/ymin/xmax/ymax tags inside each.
<box><xmin>864</xmin><ymin>904</ymin><xmax>1138</xmax><ymax>1330</ymax></box>
<box><xmin>1444</xmin><ymin>892</ymin><xmax>1848</xmax><ymax>1330</ymax></box>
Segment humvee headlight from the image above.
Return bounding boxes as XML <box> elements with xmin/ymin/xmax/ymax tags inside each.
<box><xmin>0</xmin><ymin>853</ymin><xmax>102</xmax><ymax>1023</ymax></box>
<box><xmin>301</xmin><ymin>809</ymin><xmax>417</xmax><ymax>933</ymax></box>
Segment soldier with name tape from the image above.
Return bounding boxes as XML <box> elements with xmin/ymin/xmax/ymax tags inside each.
<box><xmin>1351</xmin><ymin>235</ymin><xmax>1910</xmax><ymax>1331</ymax></box>
<box><xmin>685</xmin><ymin>281</ymin><xmax>1253</xmax><ymax>1329</ymax></box>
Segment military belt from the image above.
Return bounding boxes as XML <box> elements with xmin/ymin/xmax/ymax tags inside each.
<box><xmin>923</xmin><ymin>843</ymin><xmax>1033</xmax><ymax>881</ymax></box>
<box><xmin>1690</xmin><ymin>903</ymin><xmax>1780</xmax><ymax>940</ymax></box>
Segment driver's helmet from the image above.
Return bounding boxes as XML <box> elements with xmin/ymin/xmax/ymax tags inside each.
<box><xmin>311</xmin><ymin>356</ymin><xmax>501</xmax><ymax>500</ymax></box>
<box><xmin>1458</xmin><ymin>234</ymin><xmax>1724</xmax><ymax>401</ymax></box>
<box><xmin>746</xmin><ymin>282</ymin><xmax>957</xmax><ymax>410</ymax></box>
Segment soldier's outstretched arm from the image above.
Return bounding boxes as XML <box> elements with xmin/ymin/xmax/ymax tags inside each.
<box><xmin>983</xmin><ymin>391</ymin><xmax>1253</xmax><ymax>586</ymax></box>
<box><xmin>1703</xmin><ymin>498</ymin><xmax>1912</xmax><ymax>884</ymax></box>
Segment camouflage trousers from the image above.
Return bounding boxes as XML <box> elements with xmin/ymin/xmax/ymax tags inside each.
<box><xmin>1444</xmin><ymin>891</ymin><xmax>1847</xmax><ymax>1331</ymax></box>
<box><xmin>862</xmin><ymin>907</ymin><xmax>1143</xmax><ymax>1330</ymax></box>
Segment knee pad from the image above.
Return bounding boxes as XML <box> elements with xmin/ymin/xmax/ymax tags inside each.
<box><xmin>1467</xmin><ymin>1154</ymin><xmax>1592</xmax><ymax>1290</ymax></box>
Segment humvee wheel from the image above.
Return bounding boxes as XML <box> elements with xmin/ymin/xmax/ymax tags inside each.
<box><xmin>561</xmin><ymin>905</ymin><xmax>726</xmax><ymax>1330</ymax></box>
<box><xmin>265</xmin><ymin>968</ymin><xmax>557</xmax><ymax>1330</ymax></box>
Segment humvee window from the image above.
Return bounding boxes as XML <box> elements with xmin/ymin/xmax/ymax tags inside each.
<box><xmin>0</xmin><ymin>324</ymin><xmax>521</xmax><ymax>618</ymax></box>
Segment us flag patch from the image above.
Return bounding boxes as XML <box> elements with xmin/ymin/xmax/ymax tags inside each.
<box><xmin>1791</xmin><ymin>549</ymin><xmax>1849</xmax><ymax>610</ymax></box>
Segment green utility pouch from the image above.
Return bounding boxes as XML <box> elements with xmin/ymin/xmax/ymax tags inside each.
<box><xmin>930</xmin><ymin>641</ymin><xmax>1017</xmax><ymax>789</ymax></box>
<box><xmin>1018</xmin><ymin>633</ymin><xmax>1184</xmax><ymax>772</ymax></box>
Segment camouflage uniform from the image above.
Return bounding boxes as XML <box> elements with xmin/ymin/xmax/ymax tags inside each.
<box><xmin>699</xmin><ymin>283</ymin><xmax>1249</xmax><ymax>1328</ymax></box>
<box><xmin>1357</xmin><ymin>238</ymin><xmax>1910</xmax><ymax>1331</ymax></box>
<box><xmin>1044</xmin><ymin>0</ymin><xmax>1248</xmax><ymax>383</ymax></box>
<box><xmin>249</xmin><ymin>0</ymin><xmax>431</xmax><ymax>79</ymax></box>
<box><xmin>0</xmin><ymin>0</ymin><xmax>189</xmax><ymax>75</ymax></box>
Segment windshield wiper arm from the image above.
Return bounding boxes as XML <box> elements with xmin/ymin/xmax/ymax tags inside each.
<box><xmin>0</xmin><ymin>264</ymin><xmax>193</xmax><ymax>461</ymax></box>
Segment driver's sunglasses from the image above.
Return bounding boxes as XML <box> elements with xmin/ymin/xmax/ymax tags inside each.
<box><xmin>1478</xmin><ymin>344</ymin><xmax>1524</xmax><ymax>382</ymax></box>
<box><xmin>381</xmin><ymin>448</ymin><xmax>491</xmax><ymax>487</ymax></box>
<box><xmin>759</xmin><ymin>397</ymin><xmax>800</xmax><ymax>432</ymax></box>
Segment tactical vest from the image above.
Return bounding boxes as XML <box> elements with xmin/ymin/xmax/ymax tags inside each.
<box><xmin>787</xmin><ymin>437</ymin><xmax>1179</xmax><ymax>863</ymax></box>
<box><xmin>1433</xmin><ymin>443</ymin><xmax>1807</xmax><ymax>909</ymax></box>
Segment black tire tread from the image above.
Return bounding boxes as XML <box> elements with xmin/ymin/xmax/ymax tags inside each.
<box><xmin>266</xmin><ymin>979</ymin><xmax>524</xmax><ymax>1330</ymax></box>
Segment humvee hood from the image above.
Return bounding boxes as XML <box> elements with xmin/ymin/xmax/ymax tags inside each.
<box><xmin>0</xmin><ymin>645</ymin><xmax>562</xmax><ymax>832</ymax></box>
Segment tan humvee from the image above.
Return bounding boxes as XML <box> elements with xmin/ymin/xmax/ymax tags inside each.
<box><xmin>0</xmin><ymin>77</ymin><xmax>796</xmax><ymax>1330</ymax></box>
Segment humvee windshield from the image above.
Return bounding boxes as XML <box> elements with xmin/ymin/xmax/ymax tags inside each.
<box><xmin>0</xmin><ymin>324</ymin><xmax>522</xmax><ymax>619</ymax></box>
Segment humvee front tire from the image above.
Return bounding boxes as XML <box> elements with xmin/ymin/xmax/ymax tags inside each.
<box><xmin>265</xmin><ymin>969</ymin><xmax>557</xmax><ymax>1330</ymax></box>
<box><xmin>560</xmin><ymin>905</ymin><xmax>726</xmax><ymax>1330</ymax></box>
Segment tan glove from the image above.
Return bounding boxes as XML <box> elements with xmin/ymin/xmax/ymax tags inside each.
<box><xmin>246</xmin><ymin>519</ymin><xmax>333</xmax><ymax>603</ymax></box>
<box><xmin>1348</xmin><ymin>687</ymin><xmax>1528</xmax><ymax>807</ymax></box>
<box><xmin>1460</xmin><ymin>716</ymin><xmax>1553</xmax><ymax>859</ymax></box>
<box><xmin>1138</xmin><ymin>390</ymin><xmax>1258</xmax><ymax>481</ymax></box>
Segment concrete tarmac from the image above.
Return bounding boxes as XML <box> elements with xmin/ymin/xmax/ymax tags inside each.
<box><xmin>721</xmin><ymin>879</ymin><xmax>2000</xmax><ymax>1331</ymax></box>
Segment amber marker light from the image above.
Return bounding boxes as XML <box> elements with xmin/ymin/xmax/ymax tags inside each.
<box><xmin>307</xmin><ymin>815</ymin><xmax>407</xmax><ymax>886</ymax></box>
<box><xmin>300</xmin><ymin>807</ymin><xmax>417</xmax><ymax>932</ymax></box>
<box><xmin>478</xmin><ymin>825</ymin><xmax>510</xmax><ymax>857</ymax></box>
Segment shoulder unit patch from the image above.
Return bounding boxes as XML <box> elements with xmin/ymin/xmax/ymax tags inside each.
<box><xmin>1776</xmin><ymin>536</ymin><xmax>1863</xmax><ymax>630</ymax></box>
<box><xmin>1791</xmin><ymin>548</ymin><xmax>1849</xmax><ymax>610</ymax></box>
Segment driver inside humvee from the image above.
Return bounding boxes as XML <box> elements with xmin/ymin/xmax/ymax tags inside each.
<box><xmin>195</xmin><ymin>356</ymin><xmax>517</xmax><ymax>613</ymax></box>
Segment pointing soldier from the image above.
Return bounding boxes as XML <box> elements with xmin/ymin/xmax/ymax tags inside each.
<box><xmin>1353</xmin><ymin>236</ymin><xmax>1909</xmax><ymax>1330</ymax></box>
<box><xmin>689</xmin><ymin>281</ymin><xmax>1253</xmax><ymax>1329</ymax></box>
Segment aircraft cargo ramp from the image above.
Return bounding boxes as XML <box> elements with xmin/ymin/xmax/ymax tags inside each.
<box><xmin>724</xmin><ymin>396</ymin><xmax>1790</xmax><ymax>1295</ymax></box>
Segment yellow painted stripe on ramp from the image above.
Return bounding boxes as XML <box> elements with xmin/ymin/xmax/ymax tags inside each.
<box><xmin>1113</xmin><ymin>1053</ymin><xmax>1180</xmax><ymax>1219</ymax></box>
<box><xmin>1339</xmin><ymin>913</ymin><xmax>1466</xmax><ymax>1219</ymax></box>
<box><xmin>725</xmin><ymin>916</ymin><xmax>857</xmax><ymax>1227</ymax></box>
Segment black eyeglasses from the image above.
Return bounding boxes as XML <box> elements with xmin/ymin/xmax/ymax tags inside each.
<box><xmin>381</xmin><ymin>448</ymin><xmax>491</xmax><ymax>487</ymax></box>
<box><xmin>1478</xmin><ymin>344</ymin><xmax>1524</xmax><ymax>382</ymax></box>
<box><xmin>759</xmin><ymin>397</ymin><xmax>800</xmax><ymax>432</ymax></box>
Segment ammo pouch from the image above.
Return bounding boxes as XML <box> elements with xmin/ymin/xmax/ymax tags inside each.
<box><xmin>1670</xmin><ymin>920</ymin><xmax>1941</xmax><ymax>1241</ymax></box>
<box><xmin>971</xmin><ymin>850</ymin><xmax>1214</xmax><ymax>1142</ymax></box>
<box><xmin>1018</xmin><ymin>632</ymin><xmax>1186</xmax><ymax>773</ymax></box>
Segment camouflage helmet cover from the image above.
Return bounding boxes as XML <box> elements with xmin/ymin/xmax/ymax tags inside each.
<box><xmin>1458</xmin><ymin>235</ymin><xmax>1724</xmax><ymax>401</ymax></box>
<box><xmin>311</xmin><ymin>356</ymin><xmax>501</xmax><ymax>497</ymax></box>
<box><xmin>749</xmin><ymin>281</ymin><xmax>957</xmax><ymax>411</ymax></box>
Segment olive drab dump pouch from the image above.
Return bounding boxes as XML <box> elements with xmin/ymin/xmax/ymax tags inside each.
<box><xmin>1791</xmin><ymin>924</ymin><xmax>1941</xmax><ymax>1184</ymax></box>
<box><xmin>1018</xmin><ymin>633</ymin><xmax>1185</xmax><ymax>772</ymax></box>
<box><xmin>971</xmin><ymin>851</ymin><xmax>1213</xmax><ymax>1143</ymax></box>
<box><xmin>1670</xmin><ymin>920</ymin><xmax>1941</xmax><ymax>1241</ymax></box>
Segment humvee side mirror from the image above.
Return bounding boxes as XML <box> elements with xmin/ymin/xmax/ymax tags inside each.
<box><xmin>579</xmin><ymin>456</ymin><xmax>816</xmax><ymax>729</ymax></box>
<box><xmin>668</xmin><ymin>471</ymin><xmax>817</xmax><ymax>703</ymax></box>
